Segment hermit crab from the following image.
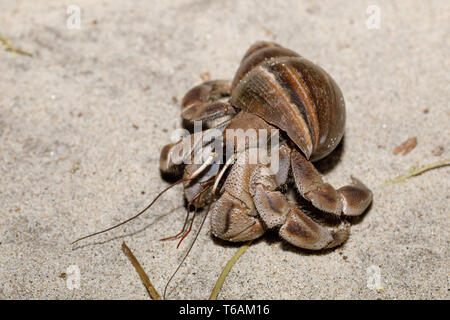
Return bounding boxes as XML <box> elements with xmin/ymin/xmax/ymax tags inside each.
<box><xmin>159</xmin><ymin>41</ymin><xmax>373</xmax><ymax>250</ymax></box>
<box><xmin>72</xmin><ymin>42</ymin><xmax>373</xmax><ymax>297</ymax></box>
<box><xmin>74</xmin><ymin>41</ymin><xmax>372</xmax><ymax>251</ymax></box>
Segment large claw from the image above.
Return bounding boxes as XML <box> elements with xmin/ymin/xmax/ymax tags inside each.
<box><xmin>210</xmin><ymin>192</ymin><xmax>265</xmax><ymax>242</ymax></box>
<box><xmin>338</xmin><ymin>177</ymin><xmax>373</xmax><ymax>216</ymax></box>
<box><xmin>279</xmin><ymin>204</ymin><xmax>350</xmax><ymax>250</ymax></box>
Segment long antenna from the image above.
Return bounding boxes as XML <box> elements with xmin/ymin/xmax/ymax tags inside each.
<box><xmin>163</xmin><ymin>201</ymin><xmax>212</xmax><ymax>299</ymax></box>
<box><xmin>159</xmin><ymin>180</ymin><xmax>213</xmax><ymax>242</ymax></box>
<box><xmin>71</xmin><ymin>180</ymin><xmax>184</xmax><ymax>245</ymax></box>
<box><xmin>71</xmin><ymin>152</ymin><xmax>217</xmax><ymax>245</ymax></box>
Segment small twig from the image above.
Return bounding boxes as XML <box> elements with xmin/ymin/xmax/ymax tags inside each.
<box><xmin>209</xmin><ymin>240</ymin><xmax>252</xmax><ymax>300</ymax></box>
<box><xmin>381</xmin><ymin>159</ymin><xmax>450</xmax><ymax>187</ymax></box>
<box><xmin>0</xmin><ymin>34</ymin><xmax>32</xmax><ymax>56</ymax></box>
<box><xmin>121</xmin><ymin>241</ymin><xmax>162</xmax><ymax>300</ymax></box>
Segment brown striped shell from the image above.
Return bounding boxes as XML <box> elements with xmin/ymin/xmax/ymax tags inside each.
<box><xmin>230</xmin><ymin>42</ymin><xmax>345</xmax><ymax>162</ymax></box>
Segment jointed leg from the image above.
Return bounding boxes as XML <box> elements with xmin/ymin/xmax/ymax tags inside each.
<box><xmin>210</xmin><ymin>147</ymin><xmax>350</xmax><ymax>250</ymax></box>
<box><xmin>279</xmin><ymin>204</ymin><xmax>350</xmax><ymax>250</ymax></box>
<box><xmin>181</xmin><ymin>80</ymin><xmax>236</xmax><ymax>122</ymax></box>
<box><xmin>210</xmin><ymin>150</ymin><xmax>266</xmax><ymax>242</ymax></box>
<box><xmin>290</xmin><ymin>150</ymin><xmax>372</xmax><ymax>216</ymax></box>
<box><xmin>160</xmin><ymin>124</ymin><xmax>226</xmax><ymax>175</ymax></box>
<box><xmin>249</xmin><ymin>159</ymin><xmax>350</xmax><ymax>250</ymax></box>
<box><xmin>160</xmin><ymin>180</ymin><xmax>213</xmax><ymax>242</ymax></box>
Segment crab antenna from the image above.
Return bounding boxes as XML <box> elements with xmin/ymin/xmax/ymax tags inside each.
<box><xmin>71</xmin><ymin>151</ymin><xmax>218</xmax><ymax>245</ymax></box>
<box><xmin>163</xmin><ymin>201</ymin><xmax>212</xmax><ymax>299</ymax></box>
<box><xmin>176</xmin><ymin>194</ymin><xmax>200</xmax><ymax>249</ymax></box>
<box><xmin>160</xmin><ymin>180</ymin><xmax>214</xmax><ymax>242</ymax></box>
<box><xmin>71</xmin><ymin>179</ymin><xmax>185</xmax><ymax>245</ymax></box>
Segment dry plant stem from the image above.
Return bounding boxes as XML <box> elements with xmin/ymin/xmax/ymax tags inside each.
<box><xmin>381</xmin><ymin>159</ymin><xmax>450</xmax><ymax>187</ymax></box>
<box><xmin>0</xmin><ymin>34</ymin><xmax>32</xmax><ymax>56</ymax></box>
<box><xmin>209</xmin><ymin>240</ymin><xmax>252</xmax><ymax>300</ymax></box>
<box><xmin>121</xmin><ymin>242</ymin><xmax>162</xmax><ymax>300</ymax></box>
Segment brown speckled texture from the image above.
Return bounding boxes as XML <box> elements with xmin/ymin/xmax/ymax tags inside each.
<box><xmin>0</xmin><ymin>0</ymin><xmax>448</xmax><ymax>299</ymax></box>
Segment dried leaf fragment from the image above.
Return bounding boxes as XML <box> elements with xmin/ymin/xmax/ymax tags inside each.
<box><xmin>122</xmin><ymin>242</ymin><xmax>161</xmax><ymax>300</ymax></box>
<box><xmin>200</xmin><ymin>71</ymin><xmax>211</xmax><ymax>82</ymax></box>
<box><xmin>393</xmin><ymin>137</ymin><xmax>417</xmax><ymax>155</ymax></box>
<box><xmin>0</xmin><ymin>34</ymin><xmax>32</xmax><ymax>56</ymax></box>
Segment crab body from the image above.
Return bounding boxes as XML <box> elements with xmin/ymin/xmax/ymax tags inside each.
<box><xmin>160</xmin><ymin>42</ymin><xmax>372</xmax><ymax>250</ymax></box>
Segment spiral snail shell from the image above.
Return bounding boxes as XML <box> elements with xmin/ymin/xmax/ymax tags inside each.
<box><xmin>230</xmin><ymin>42</ymin><xmax>345</xmax><ymax>161</ymax></box>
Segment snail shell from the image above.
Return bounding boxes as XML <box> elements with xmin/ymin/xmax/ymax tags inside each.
<box><xmin>230</xmin><ymin>42</ymin><xmax>345</xmax><ymax>161</ymax></box>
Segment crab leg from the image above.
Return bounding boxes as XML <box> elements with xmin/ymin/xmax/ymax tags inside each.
<box><xmin>249</xmin><ymin>159</ymin><xmax>350</xmax><ymax>250</ymax></box>
<box><xmin>181</xmin><ymin>80</ymin><xmax>236</xmax><ymax>122</ymax></box>
<box><xmin>210</xmin><ymin>150</ymin><xmax>266</xmax><ymax>242</ymax></box>
<box><xmin>290</xmin><ymin>150</ymin><xmax>373</xmax><ymax>216</ymax></box>
<box><xmin>279</xmin><ymin>205</ymin><xmax>350</xmax><ymax>250</ymax></box>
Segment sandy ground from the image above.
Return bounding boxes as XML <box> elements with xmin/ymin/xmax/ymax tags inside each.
<box><xmin>0</xmin><ymin>0</ymin><xmax>448</xmax><ymax>300</ymax></box>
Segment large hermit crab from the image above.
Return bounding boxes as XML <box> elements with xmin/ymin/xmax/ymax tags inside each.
<box><xmin>160</xmin><ymin>41</ymin><xmax>372</xmax><ymax>250</ymax></box>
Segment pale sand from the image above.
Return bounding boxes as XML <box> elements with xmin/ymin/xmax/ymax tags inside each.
<box><xmin>0</xmin><ymin>0</ymin><xmax>448</xmax><ymax>299</ymax></box>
